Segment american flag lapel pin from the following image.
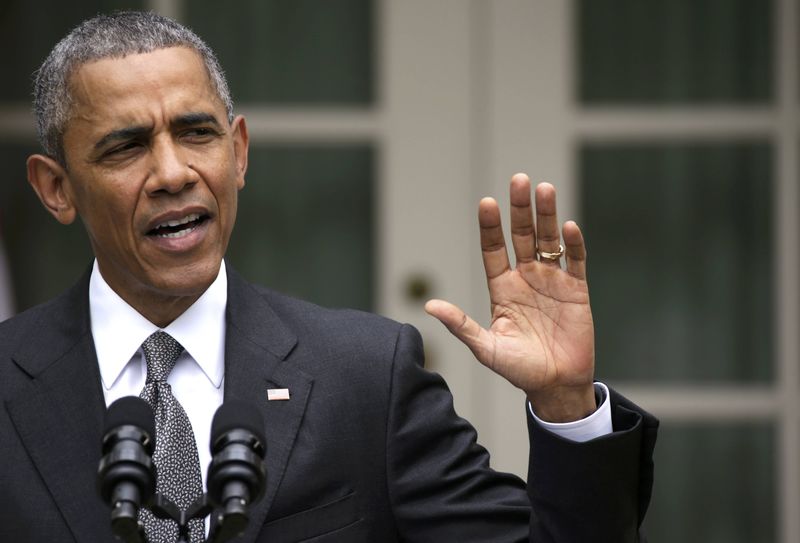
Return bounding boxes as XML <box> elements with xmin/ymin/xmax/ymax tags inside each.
<box><xmin>267</xmin><ymin>388</ymin><xmax>290</xmax><ymax>401</ymax></box>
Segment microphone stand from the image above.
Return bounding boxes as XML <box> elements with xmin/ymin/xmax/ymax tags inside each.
<box><xmin>143</xmin><ymin>492</ymin><xmax>251</xmax><ymax>543</ymax></box>
<box><xmin>106</xmin><ymin>455</ymin><xmax>262</xmax><ymax>543</ymax></box>
<box><xmin>101</xmin><ymin>399</ymin><xmax>266</xmax><ymax>543</ymax></box>
<box><xmin>109</xmin><ymin>503</ymin><xmax>147</xmax><ymax>543</ymax></box>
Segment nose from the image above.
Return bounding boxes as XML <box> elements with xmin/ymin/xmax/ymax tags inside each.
<box><xmin>145</xmin><ymin>137</ymin><xmax>198</xmax><ymax>195</ymax></box>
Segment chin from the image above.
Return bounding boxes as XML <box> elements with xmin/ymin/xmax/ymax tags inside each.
<box><xmin>146</xmin><ymin>260</ymin><xmax>221</xmax><ymax>297</ymax></box>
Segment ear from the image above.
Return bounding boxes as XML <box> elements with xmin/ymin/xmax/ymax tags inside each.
<box><xmin>230</xmin><ymin>115</ymin><xmax>249</xmax><ymax>190</ymax></box>
<box><xmin>26</xmin><ymin>154</ymin><xmax>77</xmax><ymax>225</ymax></box>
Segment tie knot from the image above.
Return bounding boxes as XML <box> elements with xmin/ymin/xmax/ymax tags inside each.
<box><xmin>142</xmin><ymin>331</ymin><xmax>184</xmax><ymax>383</ymax></box>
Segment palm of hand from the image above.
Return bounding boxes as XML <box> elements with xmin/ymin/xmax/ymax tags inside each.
<box><xmin>484</xmin><ymin>262</ymin><xmax>593</xmax><ymax>394</ymax></box>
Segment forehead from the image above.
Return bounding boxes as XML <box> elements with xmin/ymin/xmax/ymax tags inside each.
<box><xmin>65</xmin><ymin>46</ymin><xmax>222</xmax><ymax>129</ymax></box>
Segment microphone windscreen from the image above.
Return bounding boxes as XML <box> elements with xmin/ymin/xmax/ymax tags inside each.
<box><xmin>104</xmin><ymin>396</ymin><xmax>155</xmax><ymax>439</ymax></box>
<box><xmin>210</xmin><ymin>400</ymin><xmax>265</xmax><ymax>447</ymax></box>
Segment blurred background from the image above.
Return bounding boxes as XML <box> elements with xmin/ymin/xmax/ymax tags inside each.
<box><xmin>0</xmin><ymin>0</ymin><xmax>796</xmax><ymax>541</ymax></box>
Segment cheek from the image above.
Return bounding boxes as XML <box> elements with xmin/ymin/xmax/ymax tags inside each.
<box><xmin>76</xmin><ymin>185</ymin><xmax>138</xmax><ymax>239</ymax></box>
<box><xmin>219</xmin><ymin>184</ymin><xmax>239</xmax><ymax>225</ymax></box>
<box><xmin>201</xmin><ymin>163</ymin><xmax>241</xmax><ymax>211</ymax></box>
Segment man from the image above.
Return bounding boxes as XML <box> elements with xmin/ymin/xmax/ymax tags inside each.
<box><xmin>0</xmin><ymin>11</ymin><xmax>657</xmax><ymax>543</ymax></box>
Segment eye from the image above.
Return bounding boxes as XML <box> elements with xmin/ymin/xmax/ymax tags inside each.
<box><xmin>182</xmin><ymin>127</ymin><xmax>219</xmax><ymax>141</ymax></box>
<box><xmin>102</xmin><ymin>141</ymin><xmax>142</xmax><ymax>159</ymax></box>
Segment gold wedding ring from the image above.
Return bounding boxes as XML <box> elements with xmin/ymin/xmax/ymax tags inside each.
<box><xmin>537</xmin><ymin>244</ymin><xmax>564</xmax><ymax>262</ymax></box>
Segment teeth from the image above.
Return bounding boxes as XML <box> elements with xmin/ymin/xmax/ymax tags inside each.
<box><xmin>156</xmin><ymin>213</ymin><xmax>200</xmax><ymax>230</ymax></box>
<box><xmin>158</xmin><ymin>227</ymin><xmax>194</xmax><ymax>238</ymax></box>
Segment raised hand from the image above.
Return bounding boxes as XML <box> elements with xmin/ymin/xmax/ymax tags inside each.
<box><xmin>425</xmin><ymin>173</ymin><xmax>596</xmax><ymax>422</ymax></box>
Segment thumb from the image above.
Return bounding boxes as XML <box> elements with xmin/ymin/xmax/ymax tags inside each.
<box><xmin>425</xmin><ymin>299</ymin><xmax>492</xmax><ymax>363</ymax></box>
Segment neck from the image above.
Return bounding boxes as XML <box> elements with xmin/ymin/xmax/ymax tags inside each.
<box><xmin>92</xmin><ymin>261</ymin><xmax>224</xmax><ymax>328</ymax></box>
<box><xmin>133</xmin><ymin>294</ymin><xmax>201</xmax><ymax>328</ymax></box>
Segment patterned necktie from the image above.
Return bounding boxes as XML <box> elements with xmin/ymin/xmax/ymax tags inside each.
<box><xmin>139</xmin><ymin>331</ymin><xmax>204</xmax><ymax>543</ymax></box>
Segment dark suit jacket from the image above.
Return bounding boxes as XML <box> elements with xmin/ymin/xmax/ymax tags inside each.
<box><xmin>0</xmin><ymin>266</ymin><xmax>658</xmax><ymax>542</ymax></box>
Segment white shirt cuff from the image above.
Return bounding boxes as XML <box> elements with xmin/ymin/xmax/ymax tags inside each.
<box><xmin>528</xmin><ymin>382</ymin><xmax>613</xmax><ymax>443</ymax></box>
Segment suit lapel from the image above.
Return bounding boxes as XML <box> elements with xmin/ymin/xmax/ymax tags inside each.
<box><xmin>224</xmin><ymin>268</ymin><xmax>312</xmax><ymax>543</ymax></box>
<box><xmin>5</xmin><ymin>272</ymin><xmax>110</xmax><ymax>542</ymax></box>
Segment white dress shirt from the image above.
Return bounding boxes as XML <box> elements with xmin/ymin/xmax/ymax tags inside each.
<box><xmin>91</xmin><ymin>260</ymin><xmax>227</xmax><ymax>491</ymax></box>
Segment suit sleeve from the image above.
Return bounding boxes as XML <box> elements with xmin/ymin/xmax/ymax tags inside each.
<box><xmin>527</xmin><ymin>389</ymin><xmax>658</xmax><ymax>542</ymax></box>
<box><xmin>385</xmin><ymin>324</ymin><xmax>658</xmax><ymax>542</ymax></box>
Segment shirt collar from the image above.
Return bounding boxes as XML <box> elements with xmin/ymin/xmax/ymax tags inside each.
<box><xmin>90</xmin><ymin>260</ymin><xmax>228</xmax><ymax>391</ymax></box>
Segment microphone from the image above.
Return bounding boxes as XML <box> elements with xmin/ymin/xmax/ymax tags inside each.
<box><xmin>206</xmin><ymin>400</ymin><xmax>267</xmax><ymax>537</ymax></box>
<box><xmin>97</xmin><ymin>396</ymin><xmax>156</xmax><ymax>541</ymax></box>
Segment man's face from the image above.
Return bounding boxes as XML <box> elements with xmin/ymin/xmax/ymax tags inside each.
<box><xmin>58</xmin><ymin>46</ymin><xmax>247</xmax><ymax>318</ymax></box>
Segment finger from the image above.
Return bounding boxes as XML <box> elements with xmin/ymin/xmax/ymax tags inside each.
<box><xmin>563</xmin><ymin>220</ymin><xmax>587</xmax><ymax>280</ymax></box>
<box><xmin>479</xmin><ymin>197</ymin><xmax>511</xmax><ymax>279</ymax></box>
<box><xmin>509</xmin><ymin>173</ymin><xmax>536</xmax><ymax>265</ymax></box>
<box><xmin>534</xmin><ymin>182</ymin><xmax>562</xmax><ymax>267</ymax></box>
<box><xmin>425</xmin><ymin>299</ymin><xmax>492</xmax><ymax>362</ymax></box>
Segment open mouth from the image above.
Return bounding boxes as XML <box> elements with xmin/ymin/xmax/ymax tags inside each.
<box><xmin>147</xmin><ymin>213</ymin><xmax>208</xmax><ymax>238</ymax></box>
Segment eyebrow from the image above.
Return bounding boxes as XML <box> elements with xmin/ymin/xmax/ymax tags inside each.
<box><xmin>92</xmin><ymin>112</ymin><xmax>224</xmax><ymax>152</ymax></box>
<box><xmin>93</xmin><ymin>124</ymin><xmax>152</xmax><ymax>152</ymax></box>
<box><xmin>172</xmin><ymin>112</ymin><xmax>223</xmax><ymax>130</ymax></box>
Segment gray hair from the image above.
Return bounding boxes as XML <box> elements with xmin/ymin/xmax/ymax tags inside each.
<box><xmin>33</xmin><ymin>11</ymin><xmax>234</xmax><ymax>166</ymax></box>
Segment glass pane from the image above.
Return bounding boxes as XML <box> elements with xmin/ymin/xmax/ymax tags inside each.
<box><xmin>186</xmin><ymin>0</ymin><xmax>373</xmax><ymax>105</ymax></box>
<box><xmin>577</xmin><ymin>0</ymin><xmax>772</xmax><ymax>104</ymax></box>
<box><xmin>227</xmin><ymin>144</ymin><xmax>373</xmax><ymax>310</ymax></box>
<box><xmin>580</xmin><ymin>142</ymin><xmax>772</xmax><ymax>383</ymax></box>
<box><xmin>0</xmin><ymin>0</ymin><xmax>145</xmax><ymax>102</ymax></box>
<box><xmin>644</xmin><ymin>422</ymin><xmax>775</xmax><ymax>542</ymax></box>
<box><xmin>0</xmin><ymin>143</ymin><xmax>94</xmax><ymax>312</ymax></box>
